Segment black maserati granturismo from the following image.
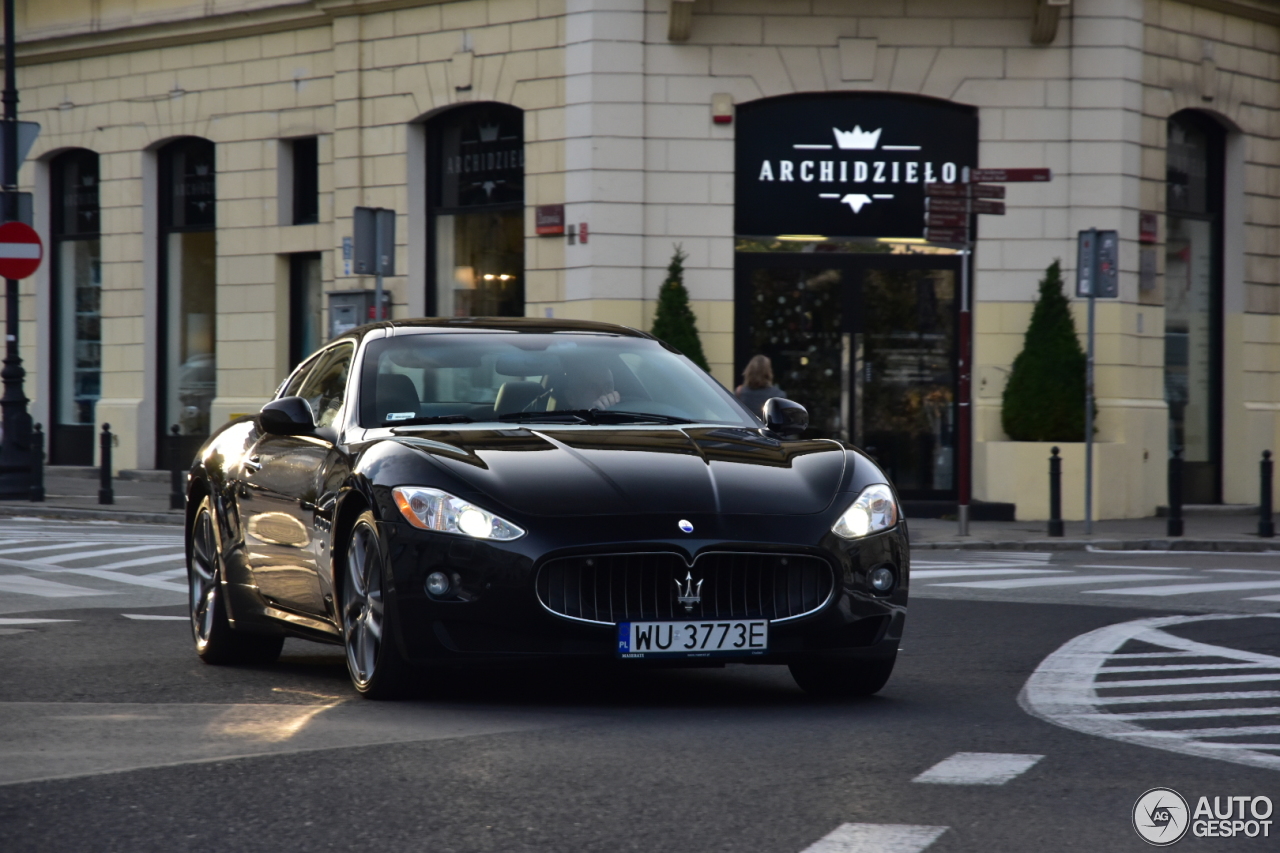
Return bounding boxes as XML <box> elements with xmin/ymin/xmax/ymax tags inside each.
<box><xmin>184</xmin><ymin>318</ymin><xmax>909</xmax><ymax>698</ymax></box>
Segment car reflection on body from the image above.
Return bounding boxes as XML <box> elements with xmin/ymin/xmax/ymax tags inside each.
<box><xmin>184</xmin><ymin>318</ymin><xmax>909</xmax><ymax>698</ymax></box>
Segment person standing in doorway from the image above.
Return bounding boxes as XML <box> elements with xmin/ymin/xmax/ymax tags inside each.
<box><xmin>735</xmin><ymin>355</ymin><xmax>787</xmax><ymax>417</ymax></box>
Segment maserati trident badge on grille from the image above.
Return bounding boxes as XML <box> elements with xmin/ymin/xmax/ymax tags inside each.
<box><xmin>678</xmin><ymin>519</ymin><xmax>694</xmax><ymax>533</ymax></box>
<box><xmin>675</xmin><ymin>571</ymin><xmax>704</xmax><ymax>612</ymax></box>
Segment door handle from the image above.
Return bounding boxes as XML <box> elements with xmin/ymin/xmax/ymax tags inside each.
<box><xmin>243</xmin><ymin>454</ymin><xmax>262</xmax><ymax>472</ymax></box>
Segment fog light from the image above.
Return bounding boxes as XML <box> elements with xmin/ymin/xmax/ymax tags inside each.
<box><xmin>425</xmin><ymin>571</ymin><xmax>451</xmax><ymax>597</ymax></box>
<box><xmin>869</xmin><ymin>566</ymin><xmax>895</xmax><ymax>593</ymax></box>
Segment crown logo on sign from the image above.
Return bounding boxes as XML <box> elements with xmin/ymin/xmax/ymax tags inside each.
<box><xmin>478</xmin><ymin>123</ymin><xmax>500</xmax><ymax>142</ymax></box>
<box><xmin>832</xmin><ymin>126</ymin><xmax>882</xmax><ymax>150</ymax></box>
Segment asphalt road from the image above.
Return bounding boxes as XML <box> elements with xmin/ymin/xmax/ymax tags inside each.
<box><xmin>1</xmin><ymin>520</ymin><xmax>1278</xmax><ymax>852</ymax></box>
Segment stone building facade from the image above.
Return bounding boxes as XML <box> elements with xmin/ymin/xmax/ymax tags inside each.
<box><xmin>11</xmin><ymin>0</ymin><xmax>1280</xmax><ymax>518</ymax></box>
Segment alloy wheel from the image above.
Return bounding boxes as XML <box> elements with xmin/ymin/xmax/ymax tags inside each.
<box><xmin>342</xmin><ymin>522</ymin><xmax>385</xmax><ymax>687</ymax></box>
<box><xmin>188</xmin><ymin>507</ymin><xmax>219</xmax><ymax>648</ymax></box>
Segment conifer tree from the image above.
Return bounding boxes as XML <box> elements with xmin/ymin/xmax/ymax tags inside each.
<box><xmin>1000</xmin><ymin>260</ymin><xmax>1090</xmax><ymax>441</ymax></box>
<box><xmin>651</xmin><ymin>245</ymin><xmax>710</xmax><ymax>371</ymax></box>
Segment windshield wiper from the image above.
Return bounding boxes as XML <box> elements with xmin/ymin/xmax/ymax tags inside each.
<box><xmin>386</xmin><ymin>415</ymin><xmax>474</xmax><ymax>426</ymax></box>
<box><xmin>497</xmin><ymin>409</ymin><xmax>691</xmax><ymax>425</ymax></box>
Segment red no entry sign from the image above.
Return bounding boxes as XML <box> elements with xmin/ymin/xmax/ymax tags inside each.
<box><xmin>0</xmin><ymin>222</ymin><xmax>42</xmax><ymax>280</ymax></box>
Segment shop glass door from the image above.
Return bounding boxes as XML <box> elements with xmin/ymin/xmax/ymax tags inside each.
<box><xmin>735</xmin><ymin>255</ymin><xmax>959</xmax><ymax>501</ymax></box>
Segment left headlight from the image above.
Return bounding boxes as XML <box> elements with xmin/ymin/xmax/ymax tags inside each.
<box><xmin>392</xmin><ymin>486</ymin><xmax>526</xmax><ymax>541</ymax></box>
<box><xmin>831</xmin><ymin>483</ymin><xmax>899</xmax><ymax>539</ymax></box>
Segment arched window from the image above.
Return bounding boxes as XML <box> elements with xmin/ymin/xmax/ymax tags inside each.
<box><xmin>426</xmin><ymin>103</ymin><xmax>524</xmax><ymax>317</ymax></box>
<box><xmin>1165</xmin><ymin>111</ymin><xmax>1224</xmax><ymax>503</ymax></box>
<box><xmin>158</xmin><ymin>137</ymin><xmax>216</xmax><ymax>463</ymax></box>
<box><xmin>49</xmin><ymin>149</ymin><xmax>101</xmax><ymax>465</ymax></box>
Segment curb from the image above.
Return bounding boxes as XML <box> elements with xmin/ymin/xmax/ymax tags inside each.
<box><xmin>912</xmin><ymin>538</ymin><xmax>1280</xmax><ymax>553</ymax></box>
<box><xmin>0</xmin><ymin>504</ymin><xmax>184</xmax><ymax>526</ymax></box>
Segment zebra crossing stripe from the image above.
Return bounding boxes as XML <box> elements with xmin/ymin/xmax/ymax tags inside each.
<box><xmin>1087</xmin><ymin>579</ymin><xmax>1280</xmax><ymax>596</ymax></box>
<box><xmin>0</xmin><ymin>542</ymin><xmax>105</xmax><ymax>557</ymax></box>
<box><xmin>35</xmin><ymin>546</ymin><xmax>156</xmax><ymax>565</ymax></box>
<box><xmin>94</xmin><ymin>553</ymin><xmax>185</xmax><ymax>571</ymax></box>
<box><xmin>56</xmin><ymin>568</ymin><xmax>185</xmax><ymax>593</ymax></box>
<box><xmin>912</xmin><ymin>568</ymin><xmax>1067</xmax><ymax>579</ymax></box>
<box><xmin>800</xmin><ymin>824</ymin><xmax>948</xmax><ymax>853</ymax></box>
<box><xmin>934</xmin><ymin>573</ymin><xmax>1186</xmax><ymax>590</ymax></box>
<box><xmin>0</xmin><ymin>617</ymin><xmax>77</xmax><ymax>625</ymax></box>
<box><xmin>122</xmin><ymin>614</ymin><xmax>188</xmax><ymax>621</ymax></box>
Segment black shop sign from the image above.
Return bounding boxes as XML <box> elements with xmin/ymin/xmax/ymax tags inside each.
<box><xmin>735</xmin><ymin>93</ymin><xmax>978</xmax><ymax>239</ymax></box>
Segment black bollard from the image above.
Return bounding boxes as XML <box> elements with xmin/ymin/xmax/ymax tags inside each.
<box><xmin>98</xmin><ymin>424</ymin><xmax>114</xmax><ymax>505</ymax></box>
<box><xmin>29</xmin><ymin>423</ymin><xmax>44</xmax><ymax>502</ymax></box>
<box><xmin>1167</xmin><ymin>446</ymin><xmax>1183</xmax><ymax>538</ymax></box>
<box><xmin>1261</xmin><ymin>450</ymin><xmax>1275</xmax><ymax>539</ymax></box>
<box><xmin>1048</xmin><ymin>446</ymin><xmax>1064</xmax><ymax>537</ymax></box>
<box><xmin>169</xmin><ymin>424</ymin><xmax>185</xmax><ymax>511</ymax></box>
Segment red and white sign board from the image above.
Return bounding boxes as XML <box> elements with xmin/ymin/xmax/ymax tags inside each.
<box><xmin>0</xmin><ymin>222</ymin><xmax>42</xmax><ymax>280</ymax></box>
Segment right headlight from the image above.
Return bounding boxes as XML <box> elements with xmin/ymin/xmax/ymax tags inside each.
<box><xmin>832</xmin><ymin>483</ymin><xmax>899</xmax><ymax>539</ymax></box>
<box><xmin>392</xmin><ymin>486</ymin><xmax>526</xmax><ymax>541</ymax></box>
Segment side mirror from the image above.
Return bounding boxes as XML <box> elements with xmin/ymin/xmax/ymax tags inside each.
<box><xmin>763</xmin><ymin>397</ymin><xmax>808</xmax><ymax>439</ymax></box>
<box><xmin>259</xmin><ymin>397</ymin><xmax>316</xmax><ymax>436</ymax></box>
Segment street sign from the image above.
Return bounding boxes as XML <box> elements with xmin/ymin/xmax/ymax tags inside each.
<box><xmin>1076</xmin><ymin>229</ymin><xmax>1118</xmax><ymax>298</ymax></box>
<box><xmin>969</xmin><ymin>184</ymin><xmax>1006</xmax><ymax>199</ymax></box>
<box><xmin>0</xmin><ymin>221</ymin><xmax>42</xmax><ymax>280</ymax></box>
<box><xmin>923</xmin><ymin>227</ymin><xmax>969</xmax><ymax>244</ymax></box>
<box><xmin>924</xmin><ymin>198</ymin><xmax>1005</xmax><ymax>216</ymax></box>
<box><xmin>925</xmin><ymin>212</ymin><xmax>968</xmax><ymax>228</ymax></box>
<box><xmin>352</xmin><ymin>207</ymin><xmax>395</xmax><ymax>276</ymax></box>
<box><xmin>0</xmin><ymin>191</ymin><xmax>33</xmax><ymax>225</ymax></box>
<box><xmin>968</xmin><ymin>167</ymin><xmax>1051</xmax><ymax>183</ymax></box>
<box><xmin>923</xmin><ymin>183</ymin><xmax>968</xmax><ymax>197</ymax></box>
<box><xmin>0</xmin><ymin>121</ymin><xmax>40</xmax><ymax>168</ymax></box>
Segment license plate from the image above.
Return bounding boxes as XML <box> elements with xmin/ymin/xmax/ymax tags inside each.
<box><xmin>617</xmin><ymin>620</ymin><xmax>768</xmax><ymax>659</ymax></box>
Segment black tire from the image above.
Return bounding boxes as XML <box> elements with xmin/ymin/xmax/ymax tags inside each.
<box><xmin>789</xmin><ymin>653</ymin><xmax>897</xmax><ymax>699</ymax></box>
<box><xmin>340</xmin><ymin>510</ymin><xmax>410</xmax><ymax>699</ymax></box>
<box><xmin>188</xmin><ymin>496</ymin><xmax>284</xmax><ymax>665</ymax></box>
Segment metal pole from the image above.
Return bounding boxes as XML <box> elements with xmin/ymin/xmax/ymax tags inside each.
<box><xmin>1048</xmin><ymin>446</ymin><xmax>1063</xmax><ymax>537</ymax></box>
<box><xmin>0</xmin><ymin>0</ymin><xmax>32</xmax><ymax>499</ymax></box>
<box><xmin>1260</xmin><ymin>450</ymin><xmax>1275</xmax><ymax>539</ymax></box>
<box><xmin>1085</xmin><ymin>290</ymin><xmax>1095</xmax><ymax>535</ymax></box>
<box><xmin>1167</xmin><ymin>446</ymin><xmax>1183</xmax><ymax>537</ymax></box>
<box><xmin>98</xmin><ymin>423</ymin><xmax>114</xmax><ymax>505</ymax></box>
<box><xmin>373</xmin><ymin>210</ymin><xmax>384</xmax><ymax>322</ymax></box>
<box><xmin>956</xmin><ymin>172</ymin><xmax>973</xmax><ymax>537</ymax></box>
<box><xmin>1084</xmin><ymin>228</ymin><xmax>1097</xmax><ymax>536</ymax></box>
<box><xmin>169</xmin><ymin>424</ymin><xmax>184</xmax><ymax>510</ymax></box>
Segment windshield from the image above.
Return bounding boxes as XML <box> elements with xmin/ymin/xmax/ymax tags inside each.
<box><xmin>359</xmin><ymin>332</ymin><xmax>758</xmax><ymax>429</ymax></box>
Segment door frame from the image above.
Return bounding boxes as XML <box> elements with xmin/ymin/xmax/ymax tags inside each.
<box><xmin>733</xmin><ymin>250</ymin><xmax>964</xmax><ymax>501</ymax></box>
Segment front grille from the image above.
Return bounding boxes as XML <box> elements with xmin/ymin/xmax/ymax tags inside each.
<box><xmin>536</xmin><ymin>552</ymin><xmax>835</xmax><ymax>625</ymax></box>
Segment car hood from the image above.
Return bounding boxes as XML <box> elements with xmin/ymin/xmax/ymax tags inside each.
<box><xmin>387</xmin><ymin>426</ymin><xmax>847</xmax><ymax>517</ymax></box>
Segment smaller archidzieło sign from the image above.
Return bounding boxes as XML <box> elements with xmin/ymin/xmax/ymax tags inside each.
<box><xmin>735</xmin><ymin>93</ymin><xmax>978</xmax><ymax>239</ymax></box>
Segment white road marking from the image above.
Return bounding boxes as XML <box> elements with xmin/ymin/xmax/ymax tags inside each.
<box><xmin>0</xmin><ymin>542</ymin><xmax>105</xmax><ymax>557</ymax></box>
<box><xmin>912</xmin><ymin>752</ymin><xmax>1043</xmax><ymax>785</ymax></box>
<box><xmin>911</xmin><ymin>568</ymin><xmax>1067</xmax><ymax>579</ymax></box>
<box><xmin>1098</xmin><ymin>662</ymin><xmax>1279</xmax><ymax>673</ymax></box>
<box><xmin>1087</xmin><ymin>580</ymin><xmax>1280</xmax><ymax>596</ymax></box>
<box><xmin>93</xmin><ymin>553</ymin><xmax>185</xmax><ymax>571</ymax></box>
<box><xmin>800</xmin><ymin>824</ymin><xmax>948</xmax><ymax>853</ymax></box>
<box><xmin>0</xmin><ymin>575</ymin><xmax>117</xmax><ymax>598</ymax></box>
<box><xmin>933</xmin><ymin>574</ymin><xmax>1187</xmax><ymax>590</ymax></box>
<box><xmin>1208</xmin><ymin>568</ymin><xmax>1280</xmax><ymax>575</ymax></box>
<box><xmin>0</xmin><ymin>617</ymin><xmax>77</xmax><ymax>625</ymax></box>
<box><xmin>1094</xmin><ymin>690</ymin><xmax>1280</xmax><ymax>705</ymax></box>
<box><xmin>55</xmin><ymin>569</ymin><xmax>186</xmax><ymax>593</ymax></box>
<box><xmin>1078</xmin><ymin>564</ymin><xmax>1195</xmax><ymax>572</ymax></box>
<box><xmin>35</xmin><ymin>546</ymin><xmax>156</xmax><ymax>565</ymax></box>
<box><xmin>1101</xmin><ymin>706</ymin><xmax>1280</xmax><ymax>721</ymax></box>
<box><xmin>1094</xmin><ymin>673</ymin><xmax>1280</xmax><ymax>689</ymax></box>
<box><xmin>1020</xmin><ymin>613</ymin><xmax>1280</xmax><ymax>772</ymax></box>
<box><xmin>122</xmin><ymin>614</ymin><xmax>188</xmax><ymax>621</ymax></box>
<box><xmin>1244</xmin><ymin>594</ymin><xmax>1280</xmax><ymax>602</ymax></box>
<box><xmin>147</xmin><ymin>567</ymin><xmax>186</xmax><ymax>579</ymax></box>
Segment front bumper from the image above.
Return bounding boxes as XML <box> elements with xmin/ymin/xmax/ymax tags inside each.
<box><xmin>380</xmin><ymin>512</ymin><xmax>909</xmax><ymax>666</ymax></box>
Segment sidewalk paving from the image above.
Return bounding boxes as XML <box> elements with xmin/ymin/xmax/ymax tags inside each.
<box><xmin>0</xmin><ymin>469</ymin><xmax>1276</xmax><ymax>552</ymax></box>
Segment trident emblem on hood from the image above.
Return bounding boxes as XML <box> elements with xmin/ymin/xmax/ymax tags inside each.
<box><xmin>675</xmin><ymin>571</ymin><xmax>704</xmax><ymax>613</ymax></box>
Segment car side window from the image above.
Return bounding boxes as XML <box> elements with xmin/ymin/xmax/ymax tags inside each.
<box><xmin>279</xmin><ymin>352</ymin><xmax>323</xmax><ymax>400</ymax></box>
<box><xmin>297</xmin><ymin>343</ymin><xmax>355</xmax><ymax>429</ymax></box>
